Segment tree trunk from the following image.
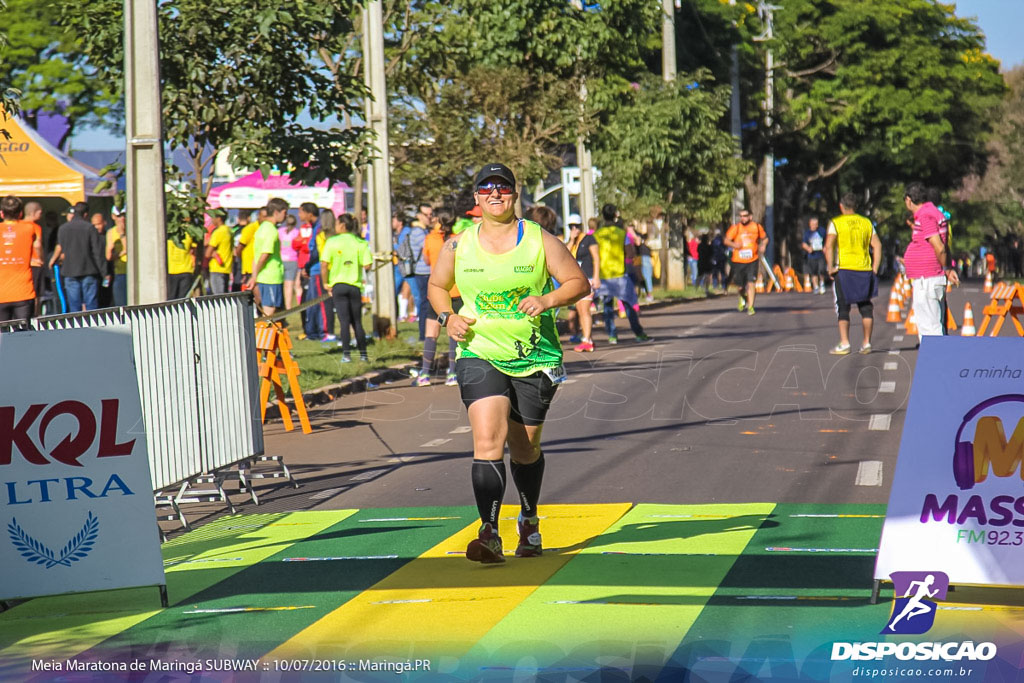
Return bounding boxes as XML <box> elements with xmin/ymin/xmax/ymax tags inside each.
<box><xmin>744</xmin><ymin>159</ymin><xmax>768</xmax><ymax>226</ymax></box>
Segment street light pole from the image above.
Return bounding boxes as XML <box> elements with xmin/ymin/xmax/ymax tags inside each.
<box><xmin>661</xmin><ymin>0</ymin><xmax>686</xmax><ymax>290</ymax></box>
<box><xmin>123</xmin><ymin>0</ymin><xmax>167</xmax><ymax>305</ymax></box>
<box><xmin>362</xmin><ymin>0</ymin><xmax>397</xmax><ymax>336</ymax></box>
<box><xmin>754</xmin><ymin>2</ymin><xmax>780</xmax><ymax>267</ymax></box>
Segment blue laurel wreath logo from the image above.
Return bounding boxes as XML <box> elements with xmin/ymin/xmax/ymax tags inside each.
<box><xmin>8</xmin><ymin>512</ymin><xmax>99</xmax><ymax>568</ymax></box>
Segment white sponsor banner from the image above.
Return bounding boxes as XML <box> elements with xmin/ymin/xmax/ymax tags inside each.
<box><xmin>876</xmin><ymin>336</ymin><xmax>1024</xmax><ymax>586</ymax></box>
<box><xmin>0</xmin><ymin>327</ymin><xmax>165</xmax><ymax>600</ymax></box>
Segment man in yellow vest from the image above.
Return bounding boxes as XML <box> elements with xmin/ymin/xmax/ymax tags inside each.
<box><xmin>824</xmin><ymin>193</ymin><xmax>883</xmax><ymax>355</ymax></box>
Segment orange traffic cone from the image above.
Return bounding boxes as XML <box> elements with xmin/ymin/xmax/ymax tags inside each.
<box><xmin>961</xmin><ymin>303</ymin><xmax>976</xmax><ymax>336</ymax></box>
<box><xmin>803</xmin><ymin>273</ymin><xmax>811</xmax><ymax>291</ymax></box>
<box><xmin>946</xmin><ymin>305</ymin><xmax>957</xmax><ymax>332</ymax></box>
<box><xmin>902</xmin><ymin>277</ymin><xmax>912</xmax><ymax>305</ymax></box>
<box><xmin>755</xmin><ymin>276</ymin><xmax>765</xmax><ymax>293</ymax></box>
<box><xmin>984</xmin><ymin>271</ymin><xmax>993</xmax><ymax>293</ymax></box>
<box><xmin>904</xmin><ymin>308</ymin><xmax>919</xmax><ymax>335</ymax></box>
<box><xmin>784</xmin><ymin>271</ymin><xmax>795</xmax><ymax>291</ymax></box>
<box><xmin>886</xmin><ymin>287</ymin><xmax>903</xmax><ymax>323</ymax></box>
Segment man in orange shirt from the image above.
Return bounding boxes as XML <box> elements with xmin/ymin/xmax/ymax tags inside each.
<box><xmin>0</xmin><ymin>196</ymin><xmax>41</xmax><ymax>321</ymax></box>
<box><xmin>724</xmin><ymin>208</ymin><xmax>768</xmax><ymax>315</ymax></box>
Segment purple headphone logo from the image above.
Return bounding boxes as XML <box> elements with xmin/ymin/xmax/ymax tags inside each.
<box><xmin>953</xmin><ymin>394</ymin><xmax>1024</xmax><ymax>491</ymax></box>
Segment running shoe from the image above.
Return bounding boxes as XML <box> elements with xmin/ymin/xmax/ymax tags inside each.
<box><xmin>747</xmin><ymin>307</ymin><xmax>756</xmax><ymax>316</ymax></box>
<box><xmin>408</xmin><ymin>368</ymin><xmax>420</xmax><ymax>378</ymax></box>
<box><xmin>360</xmin><ymin>353</ymin><xmax>370</xmax><ymax>362</ymax></box>
<box><xmin>445</xmin><ymin>371</ymin><xmax>458</xmax><ymax>386</ymax></box>
<box><xmin>568</xmin><ymin>334</ymin><xmax>582</xmax><ymax>344</ymax></box>
<box><xmin>635</xmin><ymin>333</ymin><xmax>652</xmax><ymax>342</ymax></box>
<box><xmin>738</xmin><ymin>296</ymin><xmax>746</xmax><ymax>311</ymax></box>
<box><xmin>321</xmin><ymin>334</ymin><xmax>338</xmax><ymax>343</ymax></box>
<box><xmin>607</xmin><ymin>336</ymin><xmax>618</xmax><ymax>345</ymax></box>
<box><xmin>340</xmin><ymin>354</ymin><xmax>352</xmax><ymax>363</ymax></box>
<box><xmin>515</xmin><ymin>515</ymin><xmax>543</xmax><ymax>558</ymax></box>
<box><xmin>829</xmin><ymin>343</ymin><xmax>851</xmax><ymax>356</ymax></box>
<box><xmin>574</xmin><ymin>340</ymin><xmax>595</xmax><ymax>352</ymax></box>
<box><xmin>466</xmin><ymin>523</ymin><xmax>505</xmax><ymax>563</ymax></box>
<box><xmin>859</xmin><ymin>344</ymin><xmax>872</xmax><ymax>355</ymax></box>
<box><xmin>297</xmin><ymin>333</ymin><xmax>308</xmax><ymax>340</ymax></box>
<box><xmin>413</xmin><ymin>375</ymin><xmax>430</xmax><ymax>387</ymax></box>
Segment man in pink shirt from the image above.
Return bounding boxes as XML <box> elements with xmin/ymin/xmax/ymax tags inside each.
<box><xmin>903</xmin><ymin>182</ymin><xmax>959</xmax><ymax>341</ymax></box>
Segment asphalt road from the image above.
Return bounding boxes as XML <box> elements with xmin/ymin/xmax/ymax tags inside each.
<box><xmin>249</xmin><ymin>281</ymin><xmax>999</xmax><ymax>518</ymax></box>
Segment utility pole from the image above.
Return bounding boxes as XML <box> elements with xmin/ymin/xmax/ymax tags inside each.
<box><xmin>362</xmin><ymin>0</ymin><xmax>397</xmax><ymax>336</ymax></box>
<box><xmin>730</xmin><ymin>44</ymin><xmax>744</xmax><ymax>224</ymax></box>
<box><xmin>571</xmin><ymin>0</ymin><xmax>596</xmax><ymax>228</ymax></box>
<box><xmin>754</xmin><ymin>2</ymin><xmax>780</xmax><ymax>267</ymax></box>
<box><xmin>123</xmin><ymin>0</ymin><xmax>167</xmax><ymax>305</ymax></box>
<box><xmin>661</xmin><ymin>0</ymin><xmax>685</xmax><ymax>289</ymax></box>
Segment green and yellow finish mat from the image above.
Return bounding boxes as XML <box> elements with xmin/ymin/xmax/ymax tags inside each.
<box><xmin>2</xmin><ymin>504</ymin><xmax>1023</xmax><ymax>681</ymax></box>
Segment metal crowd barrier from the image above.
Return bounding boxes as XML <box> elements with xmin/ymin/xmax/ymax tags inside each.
<box><xmin>3</xmin><ymin>293</ymin><xmax>293</xmax><ymax>535</ymax></box>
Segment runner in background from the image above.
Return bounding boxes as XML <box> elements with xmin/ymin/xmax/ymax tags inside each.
<box><xmin>724</xmin><ymin>208</ymin><xmax>768</xmax><ymax>316</ymax></box>
<box><xmin>825</xmin><ymin>193</ymin><xmax>882</xmax><ymax>355</ymax></box>
<box><xmin>248</xmin><ymin>198</ymin><xmax>288</xmax><ymax>317</ymax></box>
<box><xmin>304</xmin><ymin>207</ymin><xmax>337</xmax><ymax>342</ymax></box>
<box><xmin>414</xmin><ymin>209</ymin><xmax>460</xmax><ymax>386</ymax></box>
<box><xmin>594</xmin><ymin>204</ymin><xmax>650</xmax><ymax>344</ymax></box>
<box><xmin>0</xmin><ymin>195</ymin><xmax>41</xmax><ymax>321</ymax></box>
<box><xmin>204</xmin><ymin>208</ymin><xmax>233</xmax><ymax>295</ymax></box>
<box><xmin>279</xmin><ymin>213</ymin><xmax>301</xmax><ymax>310</ymax></box>
<box><xmin>234</xmin><ymin>208</ymin><xmax>265</xmax><ymax>290</ymax></box>
<box><xmin>566</xmin><ymin>214</ymin><xmax>599</xmax><ymax>352</ymax></box>
<box><xmin>321</xmin><ymin>213</ymin><xmax>371</xmax><ymax>363</ymax></box>
<box><xmin>802</xmin><ymin>217</ymin><xmax>827</xmax><ymax>295</ymax></box>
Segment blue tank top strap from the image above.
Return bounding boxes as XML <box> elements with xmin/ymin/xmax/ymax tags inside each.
<box><xmin>517</xmin><ymin>219</ymin><xmax>524</xmax><ymax>245</ymax></box>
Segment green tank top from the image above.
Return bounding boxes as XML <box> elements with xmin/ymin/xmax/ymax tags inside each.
<box><xmin>454</xmin><ymin>220</ymin><xmax>562</xmax><ymax>377</ymax></box>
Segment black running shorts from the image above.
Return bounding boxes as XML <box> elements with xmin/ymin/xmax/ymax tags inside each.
<box><xmin>455</xmin><ymin>357</ymin><xmax>558</xmax><ymax>426</ymax></box>
<box><xmin>732</xmin><ymin>260</ymin><xmax>759</xmax><ymax>288</ymax></box>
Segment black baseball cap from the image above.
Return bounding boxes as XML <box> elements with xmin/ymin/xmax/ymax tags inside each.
<box><xmin>475</xmin><ymin>163</ymin><xmax>516</xmax><ymax>188</ymax></box>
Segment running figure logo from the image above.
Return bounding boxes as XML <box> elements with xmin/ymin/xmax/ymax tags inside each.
<box><xmin>881</xmin><ymin>571</ymin><xmax>949</xmax><ymax>635</ymax></box>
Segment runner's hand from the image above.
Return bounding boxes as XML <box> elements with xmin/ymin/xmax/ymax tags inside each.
<box><xmin>517</xmin><ymin>295</ymin><xmax>547</xmax><ymax>317</ymax></box>
<box><xmin>946</xmin><ymin>268</ymin><xmax>960</xmax><ymax>286</ymax></box>
<box><xmin>447</xmin><ymin>314</ymin><xmax>475</xmax><ymax>342</ymax></box>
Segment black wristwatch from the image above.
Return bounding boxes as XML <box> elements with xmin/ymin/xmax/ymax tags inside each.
<box><xmin>437</xmin><ymin>311</ymin><xmax>453</xmax><ymax>327</ymax></box>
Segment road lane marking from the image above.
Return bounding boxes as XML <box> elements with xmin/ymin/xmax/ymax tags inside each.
<box><xmin>420</xmin><ymin>438</ymin><xmax>452</xmax><ymax>447</ymax></box>
<box><xmin>449</xmin><ymin>426</ymin><xmax>472</xmax><ymax>434</ymax></box>
<box><xmin>855</xmin><ymin>460</ymin><xmax>884</xmax><ymax>486</ymax></box>
<box><xmin>766</xmin><ymin>547</ymin><xmax>877</xmax><ymax>553</ymax></box>
<box><xmin>868</xmin><ymin>414</ymin><xmax>891</xmax><ymax>431</ymax></box>
<box><xmin>878</xmin><ymin>381</ymin><xmax>896</xmax><ymax>393</ymax></box>
<box><xmin>884</xmin><ymin>362</ymin><xmax>898</xmax><ymax>371</ymax></box>
<box><xmin>893</xmin><ymin>335</ymin><xmax>904</xmax><ymax>342</ymax></box>
<box><xmin>888</xmin><ymin>350</ymin><xmax>900</xmax><ymax>355</ymax></box>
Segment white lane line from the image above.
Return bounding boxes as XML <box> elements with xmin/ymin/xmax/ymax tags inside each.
<box><xmin>878</xmin><ymin>381</ymin><xmax>896</xmax><ymax>393</ymax></box>
<box><xmin>349</xmin><ymin>469</ymin><xmax>385</xmax><ymax>481</ymax></box>
<box><xmin>888</xmin><ymin>349</ymin><xmax>901</xmax><ymax>356</ymax></box>
<box><xmin>577</xmin><ymin>373</ymin><xmax>593</xmax><ymax>379</ymax></box>
<box><xmin>449</xmin><ymin>426</ymin><xmax>472</xmax><ymax>434</ymax></box>
<box><xmin>562</xmin><ymin>379</ymin><xmax>578</xmax><ymax>384</ymax></box>
<box><xmin>893</xmin><ymin>335</ymin><xmax>904</xmax><ymax>342</ymax></box>
<box><xmin>421</xmin><ymin>438</ymin><xmax>452</xmax><ymax>447</ymax></box>
<box><xmin>855</xmin><ymin>460</ymin><xmax>884</xmax><ymax>486</ymax></box>
<box><xmin>884</xmin><ymin>362</ymin><xmax>898</xmax><ymax>371</ymax></box>
<box><xmin>679</xmin><ymin>311</ymin><xmax>733</xmax><ymax>338</ymax></box>
<box><xmin>868</xmin><ymin>414</ymin><xmax>891</xmax><ymax>431</ymax></box>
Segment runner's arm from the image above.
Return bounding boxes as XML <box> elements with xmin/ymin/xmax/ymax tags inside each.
<box><xmin>589</xmin><ymin>243</ymin><xmax>601</xmax><ymax>287</ymax></box>
<box><xmin>824</xmin><ymin>233</ymin><xmax>838</xmax><ymax>274</ymax></box>
<box><xmin>427</xmin><ymin>236</ymin><xmax>457</xmax><ymax>318</ymax></box>
<box><xmin>870</xmin><ymin>233</ymin><xmax>883</xmax><ymax>274</ymax></box>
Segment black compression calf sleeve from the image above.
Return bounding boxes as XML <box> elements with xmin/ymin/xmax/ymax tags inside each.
<box><xmin>510</xmin><ymin>451</ymin><xmax>545</xmax><ymax>519</ymax></box>
<box><xmin>471</xmin><ymin>459</ymin><xmax>507</xmax><ymax>526</ymax></box>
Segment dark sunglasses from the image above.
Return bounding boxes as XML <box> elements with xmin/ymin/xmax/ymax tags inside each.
<box><xmin>476</xmin><ymin>181</ymin><xmax>515</xmax><ymax>196</ymax></box>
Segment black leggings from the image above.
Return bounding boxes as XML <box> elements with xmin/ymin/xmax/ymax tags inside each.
<box><xmin>332</xmin><ymin>283</ymin><xmax>366</xmax><ymax>353</ymax></box>
<box><xmin>0</xmin><ymin>298</ymin><xmax>33</xmax><ymax>322</ymax></box>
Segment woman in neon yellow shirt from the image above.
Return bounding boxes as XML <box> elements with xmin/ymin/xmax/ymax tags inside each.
<box><xmin>428</xmin><ymin>163</ymin><xmax>589</xmax><ymax>564</ymax></box>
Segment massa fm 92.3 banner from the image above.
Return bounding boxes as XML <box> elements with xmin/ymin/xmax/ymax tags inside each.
<box><xmin>877</xmin><ymin>336</ymin><xmax>1024</xmax><ymax>587</ymax></box>
<box><xmin>0</xmin><ymin>327</ymin><xmax>164</xmax><ymax>601</ymax></box>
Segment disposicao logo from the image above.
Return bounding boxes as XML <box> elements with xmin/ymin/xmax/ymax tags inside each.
<box><xmin>881</xmin><ymin>570</ymin><xmax>948</xmax><ymax>635</ymax></box>
<box><xmin>831</xmin><ymin>570</ymin><xmax>996</xmax><ymax>663</ymax></box>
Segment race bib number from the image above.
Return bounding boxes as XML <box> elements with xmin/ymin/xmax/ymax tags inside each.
<box><xmin>542</xmin><ymin>365</ymin><xmax>568</xmax><ymax>385</ymax></box>
<box><xmin>738</xmin><ymin>248</ymin><xmax>753</xmax><ymax>260</ymax></box>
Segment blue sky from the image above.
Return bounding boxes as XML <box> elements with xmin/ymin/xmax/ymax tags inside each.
<box><xmin>71</xmin><ymin>0</ymin><xmax>1024</xmax><ymax>151</ymax></box>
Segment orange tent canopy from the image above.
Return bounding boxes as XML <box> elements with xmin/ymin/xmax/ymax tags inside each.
<box><xmin>0</xmin><ymin>116</ymin><xmax>114</xmax><ymax>203</ymax></box>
